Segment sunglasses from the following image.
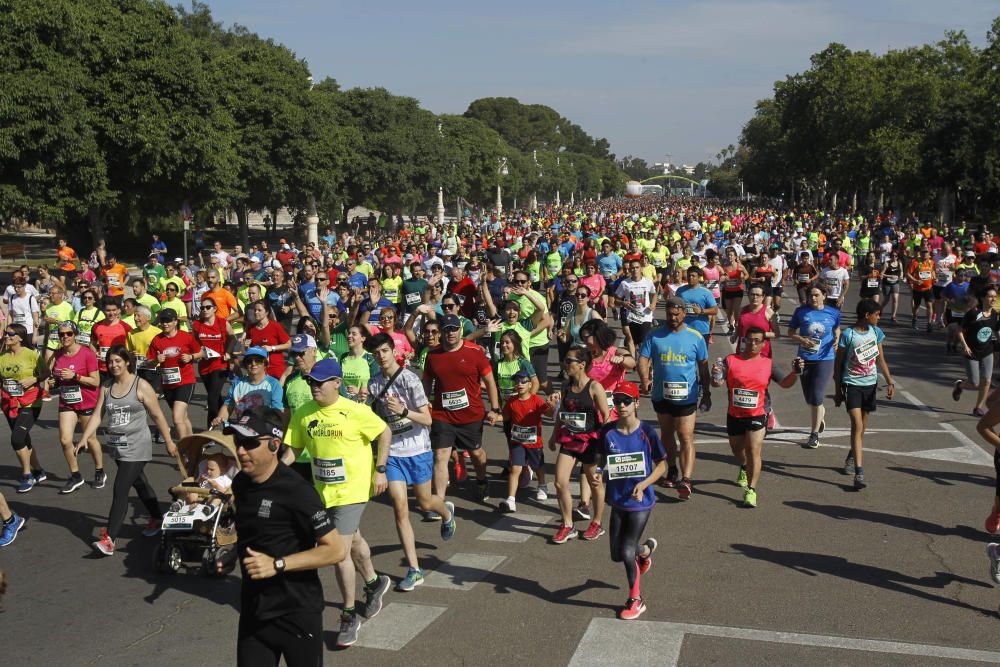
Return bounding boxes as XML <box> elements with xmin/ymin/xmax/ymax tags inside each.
<box><xmin>564</xmin><ymin>279</ymin><xmax>578</xmax><ymax>284</ymax></box>
<box><xmin>306</xmin><ymin>376</ymin><xmax>335</xmax><ymax>387</ymax></box>
<box><xmin>443</xmin><ymin>303</ymin><xmax>458</xmax><ymax>309</ymax></box>
<box><xmin>612</xmin><ymin>396</ymin><xmax>635</xmax><ymax>407</ymax></box>
<box><xmin>514</xmin><ymin>377</ymin><xmax>531</xmax><ymax>385</ymax></box>
<box><xmin>316</xmin><ymin>277</ymin><xmax>328</xmax><ymax>282</ymax></box>
<box><xmin>3</xmin><ymin>330</ymin><xmax>18</xmax><ymax>337</ymax></box>
<box><xmin>425</xmin><ymin>329</ymin><xmax>441</xmax><ymax>336</ymax></box>
<box><xmin>201</xmin><ymin>303</ymin><xmax>216</xmax><ymax>310</ymax></box>
<box><xmin>83</xmin><ymin>296</ymin><xmax>94</xmax><ymax>301</ymax></box>
<box><xmin>576</xmin><ymin>292</ymin><xmax>589</xmax><ymax>298</ymax></box>
<box><xmin>563</xmin><ymin>357</ymin><xmax>583</xmax><ymax>365</ymax></box>
<box><xmin>242</xmin><ymin>357</ymin><xmax>265</xmax><ymax>365</ymax></box>
<box><xmin>59</xmin><ymin>331</ymin><xmax>76</xmax><ymax>338</ymax></box>
<box><xmin>234</xmin><ymin>435</ymin><xmax>269</xmax><ymax>450</ymax></box>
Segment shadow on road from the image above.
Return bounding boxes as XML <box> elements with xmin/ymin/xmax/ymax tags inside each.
<box><xmin>886</xmin><ymin>466</ymin><xmax>995</xmax><ymax>488</ymax></box>
<box><xmin>785</xmin><ymin>500</ymin><xmax>988</xmax><ymax>542</ymax></box>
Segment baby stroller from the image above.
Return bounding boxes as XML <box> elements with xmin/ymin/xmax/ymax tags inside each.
<box><xmin>154</xmin><ymin>431</ymin><xmax>238</xmax><ymax>576</ymax></box>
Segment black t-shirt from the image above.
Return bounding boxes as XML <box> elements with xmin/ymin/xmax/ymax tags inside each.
<box><xmin>232</xmin><ymin>463</ymin><xmax>335</xmax><ymax>621</ymax></box>
<box><xmin>962</xmin><ymin>309</ymin><xmax>999</xmax><ymax>360</ymax></box>
<box><xmin>266</xmin><ymin>285</ymin><xmax>295</xmax><ymax>322</ymax></box>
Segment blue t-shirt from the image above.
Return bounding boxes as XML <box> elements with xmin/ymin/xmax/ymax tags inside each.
<box><xmin>225</xmin><ymin>376</ymin><xmax>284</xmax><ymax>418</ymax></box>
<box><xmin>788</xmin><ymin>305</ymin><xmax>841</xmax><ymax>361</ymax></box>
<box><xmin>596</xmin><ymin>252</ymin><xmax>623</xmax><ymax>279</ymax></box>
<box><xmin>639</xmin><ymin>325</ymin><xmax>708</xmax><ymax>403</ymax></box>
<box><xmin>598</xmin><ymin>421</ymin><xmax>667</xmax><ymax>511</ymax></box>
<box><xmin>358</xmin><ymin>297</ymin><xmax>396</xmax><ymax>326</ymax></box>
<box><xmin>676</xmin><ymin>285</ymin><xmax>717</xmax><ymax>336</ymax></box>
<box><xmin>838</xmin><ymin>325</ymin><xmax>885</xmax><ymax>386</ymax></box>
<box><xmin>942</xmin><ymin>281</ymin><xmax>969</xmax><ymax>306</ymax></box>
<box><xmin>298</xmin><ymin>282</ymin><xmax>342</xmax><ymax>321</ymax></box>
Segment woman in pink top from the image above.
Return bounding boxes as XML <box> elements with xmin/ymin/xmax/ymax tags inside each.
<box><xmin>579</xmin><ymin>263</ymin><xmax>607</xmax><ymax>316</ymax></box>
<box><xmin>580</xmin><ymin>320</ymin><xmax>636</xmax><ymax>418</ymax></box>
<box><xmin>48</xmin><ymin>320</ymin><xmax>104</xmax><ymax>494</ymax></box>
<box><xmin>737</xmin><ymin>285</ymin><xmax>780</xmax><ymax>357</ymax></box>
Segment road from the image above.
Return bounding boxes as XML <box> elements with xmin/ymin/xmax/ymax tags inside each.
<box><xmin>3</xmin><ymin>285</ymin><xmax>1000</xmax><ymax>666</ymax></box>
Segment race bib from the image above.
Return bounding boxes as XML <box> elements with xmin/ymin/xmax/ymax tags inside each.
<box><xmin>705</xmin><ymin>280</ymin><xmax>719</xmax><ymax>290</ymax></box>
<box><xmin>405</xmin><ymin>292</ymin><xmax>422</xmax><ymax>306</ymax></box>
<box><xmin>511</xmin><ymin>424</ymin><xmax>537</xmax><ymax>444</ymax></box>
<box><xmin>607</xmin><ymin>452</ymin><xmax>646</xmax><ymax>480</ymax></box>
<box><xmin>560</xmin><ymin>411</ymin><xmax>588</xmax><ymax>431</ymax></box>
<box><xmin>136</xmin><ymin>357</ymin><xmax>154</xmax><ymax>370</ymax></box>
<box><xmin>663</xmin><ymin>381</ymin><xmax>689</xmax><ymax>400</ymax></box>
<box><xmin>3</xmin><ymin>379</ymin><xmax>23</xmax><ymax>397</ymax></box>
<box><xmin>106</xmin><ymin>433</ymin><xmax>127</xmax><ymax>448</ymax></box>
<box><xmin>796</xmin><ymin>274</ymin><xmax>810</xmax><ymax>283</ymax></box>
<box><xmin>313</xmin><ymin>457</ymin><xmax>346</xmax><ymax>484</ymax></box>
<box><xmin>441</xmin><ymin>389</ymin><xmax>469</xmax><ymax>411</ymax></box>
<box><xmin>724</xmin><ymin>279</ymin><xmax>739</xmax><ymax>289</ymax></box>
<box><xmin>203</xmin><ymin>347</ymin><xmax>220</xmax><ymax>359</ymax></box>
<box><xmin>866</xmin><ymin>279</ymin><xmax>879</xmax><ymax>288</ymax></box>
<box><xmin>628</xmin><ymin>307</ymin><xmax>647</xmax><ymax>323</ymax></box>
<box><xmin>936</xmin><ymin>272</ymin><xmax>950</xmax><ymax>283</ymax></box>
<box><xmin>12</xmin><ymin>314</ymin><xmax>26</xmax><ymax>325</ymax></box>
<box><xmin>98</xmin><ymin>346</ymin><xmax>110</xmax><ymax>360</ymax></box>
<box><xmin>803</xmin><ymin>337</ymin><xmax>821</xmax><ymax>353</ymax></box>
<box><xmin>732</xmin><ymin>388</ymin><xmax>761</xmax><ymax>409</ymax></box>
<box><xmin>885</xmin><ymin>275</ymin><xmax>899</xmax><ymax>284</ymax></box>
<box><xmin>605</xmin><ymin>391</ymin><xmax>615</xmax><ymax>410</ymax></box>
<box><xmin>108</xmin><ymin>275</ymin><xmax>121</xmax><ymax>287</ymax></box>
<box><xmin>76</xmin><ymin>332</ymin><xmax>91</xmax><ymax>345</ymax></box>
<box><xmin>161</xmin><ymin>366</ymin><xmax>182</xmax><ymax>384</ymax></box>
<box><xmin>384</xmin><ymin>289</ymin><xmax>398</xmax><ymax>301</ymax></box>
<box><xmin>854</xmin><ymin>339</ymin><xmax>879</xmax><ymax>363</ymax></box>
<box><xmin>387</xmin><ymin>413</ymin><xmax>413</xmax><ymax>435</ymax></box>
<box><xmin>918</xmin><ymin>271</ymin><xmax>931</xmax><ymax>281</ymax></box>
<box><xmin>61</xmin><ymin>384</ymin><xmax>83</xmax><ymax>405</ymax></box>
<box><xmin>162</xmin><ymin>511</ymin><xmax>195</xmax><ymax>530</ymax></box>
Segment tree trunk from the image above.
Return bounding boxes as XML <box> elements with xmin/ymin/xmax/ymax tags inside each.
<box><xmin>851</xmin><ymin>191</ymin><xmax>857</xmax><ymax>212</ymax></box>
<box><xmin>87</xmin><ymin>207</ymin><xmax>106</xmax><ymax>248</ymax></box>
<box><xmin>937</xmin><ymin>187</ymin><xmax>955</xmax><ymax>227</ymax></box>
<box><xmin>831</xmin><ymin>191</ymin><xmax>839</xmax><ymax>211</ymax></box>
<box><xmin>878</xmin><ymin>188</ymin><xmax>884</xmax><ymax>212</ymax></box>
<box><xmin>236</xmin><ymin>205</ymin><xmax>250</xmax><ymax>250</ymax></box>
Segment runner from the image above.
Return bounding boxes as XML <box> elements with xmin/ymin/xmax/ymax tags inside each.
<box><xmin>907</xmin><ymin>247</ymin><xmax>935</xmax><ymax>332</ymax></box>
<box><xmin>637</xmin><ymin>295</ymin><xmax>711</xmax><ymax>497</ymax></box>
<box><xmin>591</xmin><ymin>381</ymin><xmax>664</xmax><ymax>620</ymax></box>
<box><xmin>147</xmin><ymin>309</ymin><xmax>201</xmax><ymax>440</ymax></box>
<box><xmin>212</xmin><ymin>347</ymin><xmax>284</xmax><ymax>426</ymax></box>
<box><xmin>834</xmin><ymin>299</ymin><xmax>896</xmax><ymax>490</ymax></box>
<box><xmin>954</xmin><ymin>285</ymin><xmax>1000</xmax><ymax>416</ymax></box>
<box><xmin>0</xmin><ymin>323</ymin><xmax>48</xmax><ymax>492</ymax></box>
<box><xmin>615</xmin><ymin>259</ymin><xmax>657</xmax><ymax>349</ymax></box>
<box><xmin>500</xmin><ymin>369</ymin><xmax>552</xmax><ymax>511</ymax></box>
<box><xmin>192</xmin><ymin>297</ymin><xmax>235</xmax><ymax>428</ymax></box>
<box><xmin>787</xmin><ymin>284</ymin><xmax>841</xmax><ymax>449</ymax></box>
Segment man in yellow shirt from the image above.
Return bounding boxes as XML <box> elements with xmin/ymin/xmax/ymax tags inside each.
<box><xmin>282</xmin><ymin>358</ymin><xmax>391</xmax><ymax>649</ymax></box>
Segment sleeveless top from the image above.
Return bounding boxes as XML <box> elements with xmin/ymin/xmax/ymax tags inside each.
<box><xmin>569</xmin><ymin>308</ymin><xmax>595</xmax><ymax>345</ymax></box>
<box><xmin>723</xmin><ymin>266</ymin><xmax>744</xmax><ymax>292</ymax></box>
<box><xmin>882</xmin><ymin>260</ymin><xmax>902</xmax><ymax>284</ymax></box>
<box><xmin>557</xmin><ymin>379</ymin><xmax>601</xmax><ymax>452</ymax></box>
<box><xmin>737</xmin><ymin>306</ymin><xmax>773</xmax><ymax>358</ymax></box>
<box><xmin>726</xmin><ymin>354</ymin><xmax>771</xmax><ymax>419</ymax></box>
<box><xmin>588</xmin><ymin>346</ymin><xmax>627</xmax><ymax>414</ymax></box>
<box><xmin>104</xmin><ymin>376</ymin><xmax>153</xmax><ymax>462</ymax></box>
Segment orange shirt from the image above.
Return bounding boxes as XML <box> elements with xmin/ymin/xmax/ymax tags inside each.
<box><xmin>908</xmin><ymin>259</ymin><xmax>934</xmax><ymax>291</ymax></box>
<box><xmin>102</xmin><ymin>264</ymin><xmax>128</xmax><ymax>297</ymax></box>
<box><xmin>205</xmin><ymin>287</ymin><xmax>238</xmax><ymax>320</ymax></box>
<box><xmin>57</xmin><ymin>246</ymin><xmax>77</xmax><ymax>272</ymax></box>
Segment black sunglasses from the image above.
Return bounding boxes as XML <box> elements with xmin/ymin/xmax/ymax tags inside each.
<box><xmin>233</xmin><ymin>435</ymin><xmax>269</xmax><ymax>450</ymax></box>
<box><xmin>612</xmin><ymin>396</ymin><xmax>635</xmax><ymax>407</ymax></box>
<box><xmin>306</xmin><ymin>376</ymin><xmax>335</xmax><ymax>387</ymax></box>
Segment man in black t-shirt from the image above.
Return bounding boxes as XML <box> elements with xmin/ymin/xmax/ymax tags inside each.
<box><xmin>221</xmin><ymin>410</ymin><xmax>345</xmax><ymax>667</ymax></box>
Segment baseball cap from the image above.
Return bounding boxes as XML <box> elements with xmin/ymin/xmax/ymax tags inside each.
<box><xmin>242</xmin><ymin>346</ymin><xmax>269</xmax><ymax>361</ymax></box>
<box><xmin>613</xmin><ymin>381</ymin><xmax>640</xmax><ymax>400</ymax></box>
<box><xmin>224</xmin><ymin>411</ymin><xmax>285</xmax><ymax>441</ymax></box>
<box><xmin>290</xmin><ymin>333</ymin><xmax>317</xmax><ymax>353</ymax></box>
<box><xmin>307</xmin><ymin>358</ymin><xmax>343</xmax><ymax>382</ymax></box>
<box><xmin>441</xmin><ymin>314</ymin><xmax>462</xmax><ymax>331</ymax></box>
<box><xmin>664</xmin><ymin>295</ymin><xmax>686</xmax><ymax>309</ymax></box>
<box><xmin>512</xmin><ymin>370</ymin><xmax>532</xmax><ymax>384</ymax></box>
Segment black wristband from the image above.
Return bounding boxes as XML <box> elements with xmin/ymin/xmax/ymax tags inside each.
<box><xmin>401</xmin><ymin>407</ymin><xmax>409</xmax><ymax>419</ymax></box>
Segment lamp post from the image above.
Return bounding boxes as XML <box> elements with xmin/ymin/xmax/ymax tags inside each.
<box><xmin>531</xmin><ymin>149</ymin><xmax>539</xmax><ymax>211</ymax></box>
<box><xmin>555</xmin><ymin>156</ymin><xmax>561</xmax><ymax>207</ymax></box>
<box><xmin>305</xmin><ymin>74</ymin><xmax>319</xmax><ymax>245</ymax></box>
<box><xmin>496</xmin><ymin>157</ymin><xmax>508</xmax><ymax>217</ymax></box>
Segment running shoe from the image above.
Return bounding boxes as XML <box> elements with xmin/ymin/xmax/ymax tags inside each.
<box><xmin>582</xmin><ymin>521</ymin><xmax>605</xmax><ymax>541</ymax></box>
<box><xmin>659</xmin><ymin>465</ymin><xmax>679</xmax><ymax>488</ymax></box>
<box><xmin>477</xmin><ymin>479</ymin><xmax>490</xmax><ymax>501</ymax></box>
<box><xmin>60</xmin><ymin>474</ymin><xmax>85</xmax><ymax>495</ymax></box>
<box><xmin>361</xmin><ymin>574</ymin><xmax>391</xmax><ymax>619</ymax></box>
<box><xmin>16</xmin><ymin>473</ymin><xmax>36</xmax><ymax>494</ymax></box>
<box><xmin>573</xmin><ymin>502</ymin><xmax>591</xmax><ymax>521</ymax></box>
<box><xmin>854</xmin><ymin>472</ymin><xmax>867</xmax><ymax>490</ymax></box>
<box><xmin>41</xmin><ymin>388</ymin><xmax>52</xmax><ymax>402</ymax></box>
<box><xmin>142</xmin><ymin>518</ymin><xmax>162</xmax><ymax>537</ymax></box>
<box><xmin>743</xmin><ymin>487</ymin><xmax>758</xmax><ymax>508</ymax></box>
<box><xmin>953</xmin><ymin>380</ymin><xmax>963</xmax><ymax>402</ymax></box>
<box><xmin>0</xmin><ymin>513</ymin><xmax>26</xmax><ymax>547</ymax></box>
<box><xmin>985</xmin><ymin>511</ymin><xmax>1000</xmax><ymax>534</ymax></box>
<box><xmin>552</xmin><ymin>524</ymin><xmax>578</xmax><ymax>544</ymax></box>
<box><xmin>843</xmin><ymin>456</ymin><xmax>856</xmax><ymax>476</ymax></box>
<box><xmin>498</xmin><ymin>499</ymin><xmax>516</xmax><ymax>513</ymax></box>
<box><xmin>619</xmin><ymin>597</ymin><xmax>647</xmax><ymax>620</ymax></box>
<box><xmin>424</xmin><ymin>511</ymin><xmax>442</xmax><ymax>521</ymax></box>
<box><xmin>441</xmin><ymin>501</ymin><xmax>456</xmax><ymax>541</ymax></box>
<box><xmin>336</xmin><ymin>612</ymin><xmax>361</xmax><ymax>648</ymax></box>
<box><xmin>454</xmin><ymin>458</ymin><xmax>467</xmax><ymax>482</ymax></box>
<box><xmin>803</xmin><ymin>433</ymin><xmax>819</xmax><ymax>449</ymax></box>
<box><xmin>92</xmin><ymin>528</ymin><xmax>114</xmax><ymax>556</ymax></box>
<box><xmin>911</xmin><ymin>318</ymin><xmax>918</xmax><ymax>331</ymax></box>
<box><xmin>737</xmin><ymin>467</ymin><xmax>748</xmax><ymax>489</ymax></box>
<box><xmin>93</xmin><ymin>469</ymin><xmax>107</xmax><ymax>489</ymax></box>
<box><xmin>535</xmin><ymin>484</ymin><xmax>549</xmax><ymax>501</ymax></box>
<box><xmin>637</xmin><ymin>537</ymin><xmax>658</xmax><ymax>575</ymax></box>
<box><xmin>988</xmin><ymin>544</ymin><xmax>1000</xmax><ymax>585</ymax></box>
<box><xmin>397</xmin><ymin>567</ymin><xmax>424</xmax><ymax>592</ymax></box>
<box><xmin>677</xmin><ymin>480</ymin><xmax>692</xmax><ymax>501</ymax></box>
<box><xmin>33</xmin><ymin>468</ymin><xmax>47</xmax><ymax>483</ymax></box>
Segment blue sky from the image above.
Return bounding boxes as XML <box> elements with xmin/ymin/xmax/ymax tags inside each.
<box><xmin>203</xmin><ymin>0</ymin><xmax>997</xmax><ymax>165</ymax></box>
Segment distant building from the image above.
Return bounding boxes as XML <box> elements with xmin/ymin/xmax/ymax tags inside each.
<box><xmin>681</xmin><ymin>164</ymin><xmax>696</xmax><ymax>175</ymax></box>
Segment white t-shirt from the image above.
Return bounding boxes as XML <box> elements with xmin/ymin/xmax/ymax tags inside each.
<box><xmin>368</xmin><ymin>368</ymin><xmax>431</xmax><ymax>458</ymax></box>
<box><xmin>767</xmin><ymin>256</ymin><xmax>786</xmax><ymax>287</ymax></box>
<box><xmin>8</xmin><ymin>293</ymin><xmax>39</xmax><ymax>334</ymax></box>
<box><xmin>615</xmin><ymin>278</ymin><xmax>656</xmax><ymax>324</ymax></box>
<box><xmin>819</xmin><ymin>267</ymin><xmax>850</xmax><ymax>299</ymax></box>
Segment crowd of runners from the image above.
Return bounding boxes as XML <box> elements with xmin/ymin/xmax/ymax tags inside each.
<box><xmin>3</xmin><ymin>195</ymin><xmax>1000</xmax><ymax>660</ymax></box>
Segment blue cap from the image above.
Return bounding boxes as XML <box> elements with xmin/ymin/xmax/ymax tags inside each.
<box><xmin>243</xmin><ymin>346</ymin><xmax>269</xmax><ymax>361</ymax></box>
<box><xmin>440</xmin><ymin>314</ymin><xmax>462</xmax><ymax>331</ymax></box>
<box><xmin>307</xmin><ymin>358</ymin><xmax>343</xmax><ymax>382</ymax></box>
<box><xmin>290</xmin><ymin>334</ymin><xmax>316</xmax><ymax>353</ymax></box>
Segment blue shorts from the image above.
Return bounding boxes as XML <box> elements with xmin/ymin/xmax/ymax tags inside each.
<box><xmin>386</xmin><ymin>450</ymin><xmax>434</xmax><ymax>486</ymax></box>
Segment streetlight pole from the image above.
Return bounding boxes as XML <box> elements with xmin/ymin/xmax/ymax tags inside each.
<box><xmin>555</xmin><ymin>156</ymin><xmax>561</xmax><ymax>207</ymax></box>
<box><xmin>437</xmin><ymin>187</ymin><xmax>445</xmax><ymax>225</ymax></box>
<box><xmin>497</xmin><ymin>157</ymin><xmax>508</xmax><ymax>218</ymax></box>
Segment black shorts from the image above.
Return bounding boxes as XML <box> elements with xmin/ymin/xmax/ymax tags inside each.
<box><xmin>771</xmin><ymin>285</ymin><xmax>784</xmax><ymax>298</ymax></box>
<box><xmin>508</xmin><ymin>443</ymin><xmax>544</xmax><ymax>469</ymax></box>
<box><xmin>163</xmin><ymin>383</ymin><xmax>195</xmax><ymax>407</ymax></box>
<box><xmin>932</xmin><ymin>285</ymin><xmax>945</xmax><ymax>299</ymax></box>
<box><xmin>626</xmin><ymin>321</ymin><xmax>652</xmax><ymax>346</ymax></box>
<box><xmin>431</xmin><ymin>420</ymin><xmax>483</xmax><ymax>451</ymax></box>
<box><xmin>59</xmin><ymin>407</ymin><xmax>95</xmax><ymax>416</ymax></box>
<box><xmin>529</xmin><ymin>344</ymin><xmax>550</xmax><ymax>386</ymax></box>
<box><xmin>844</xmin><ymin>384</ymin><xmax>877</xmax><ymax>412</ymax></box>
<box><xmin>237</xmin><ymin>611</ymin><xmax>322</xmax><ymax>667</ymax></box>
<box><xmin>559</xmin><ymin>444</ymin><xmax>601</xmax><ymax>465</ymax></box>
<box><xmin>912</xmin><ymin>288</ymin><xmax>932</xmax><ymax>305</ymax></box>
<box><xmin>726</xmin><ymin>414</ymin><xmax>767</xmax><ymax>435</ymax></box>
<box><xmin>721</xmin><ymin>289</ymin><xmax>743</xmax><ymax>301</ymax></box>
<box><xmin>652</xmin><ymin>400</ymin><xmax>697</xmax><ymax>417</ymax></box>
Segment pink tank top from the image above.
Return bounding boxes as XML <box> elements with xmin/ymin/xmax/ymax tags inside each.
<box><xmin>588</xmin><ymin>346</ymin><xmax>626</xmax><ymax>417</ymax></box>
<box><xmin>703</xmin><ymin>266</ymin><xmax>722</xmax><ymax>298</ymax></box>
<box><xmin>737</xmin><ymin>305</ymin><xmax>773</xmax><ymax>357</ymax></box>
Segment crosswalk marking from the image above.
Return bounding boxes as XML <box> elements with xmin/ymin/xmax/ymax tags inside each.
<box><xmin>355</xmin><ymin>603</ymin><xmax>448</xmax><ymax>651</ymax></box>
<box><xmin>422</xmin><ymin>552</ymin><xmax>507</xmax><ymax>590</ymax></box>
<box><xmin>569</xmin><ymin>618</ymin><xmax>1000</xmax><ymax>665</ymax></box>
<box><xmin>477</xmin><ymin>513</ymin><xmax>553</xmax><ymax>543</ymax></box>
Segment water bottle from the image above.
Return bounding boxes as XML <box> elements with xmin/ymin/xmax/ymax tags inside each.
<box><xmin>712</xmin><ymin>357</ymin><xmax>724</xmax><ymax>383</ymax></box>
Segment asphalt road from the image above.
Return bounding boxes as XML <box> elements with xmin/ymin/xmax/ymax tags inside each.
<box><xmin>4</xmin><ymin>284</ymin><xmax>1000</xmax><ymax>667</ymax></box>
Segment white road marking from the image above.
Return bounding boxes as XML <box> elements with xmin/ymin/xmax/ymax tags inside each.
<box><xmin>355</xmin><ymin>603</ymin><xmax>447</xmax><ymax>650</ymax></box>
<box><xmin>900</xmin><ymin>389</ymin><xmax>940</xmax><ymax>418</ymax></box>
<box><xmin>939</xmin><ymin>422</ymin><xmax>995</xmax><ymax>466</ymax></box>
<box><xmin>569</xmin><ymin>618</ymin><xmax>1000</xmax><ymax>666</ymax></box>
<box><xmin>812</xmin><ymin>443</ymin><xmax>991</xmax><ymax>467</ymax></box>
<box><xmin>477</xmin><ymin>513</ymin><xmax>553</xmax><ymax>543</ymax></box>
<box><xmin>422</xmin><ymin>552</ymin><xmax>506</xmax><ymax>591</ymax></box>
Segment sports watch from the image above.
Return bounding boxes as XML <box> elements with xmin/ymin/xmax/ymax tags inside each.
<box><xmin>274</xmin><ymin>557</ymin><xmax>286</xmax><ymax>574</ymax></box>
<box><xmin>375</xmin><ymin>465</ymin><xmax>387</xmax><ymax>474</ymax></box>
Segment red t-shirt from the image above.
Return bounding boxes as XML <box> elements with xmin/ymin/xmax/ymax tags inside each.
<box><xmin>502</xmin><ymin>394</ymin><xmax>550</xmax><ymax>448</ymax></box>
<box><xmin>147</xmin><ymin>330</ymin><xmax>201</xmax><ymax>387</ymax></box>
<box><xmin>423</xmin><ymin>342</ymin><xmax>492</xmax><ymax>424</ymax></box>
<box><xmin>91</xmin><ymin>319</ymin><xmax>132</xmax><ymax>371</ymax></box>
<box><xmin>246</xmin><ymin>320</ymin><xmax>290</xmax><ymax>378</ymax></box>
<box><xmin>193</xmin><ymin>318</ymin><xmax>228</xmax><ymax>375</ymax></box>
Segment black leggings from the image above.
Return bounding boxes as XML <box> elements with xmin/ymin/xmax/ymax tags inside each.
<box><xmin>6</xmin><ymin>406</ymin><xmax>41</xmax><ymax>451</ymax></box>
<box><xmin>609</xmin><ymin>507</ymin><xmax>652</xmax><ymax>592</ymax></box>
<box><xmin>237</xmin><ymin>612</ymin><xmax>323</xmax><ymax>667</ymax></box>
<box><xmin>108</xmin><ymin>459</ymin><xmax>162</xmax><ymax>541</ymax></box>
<box><xmin>201</xmin><ymin>369</ymin><xmax>227</xmax><ymax>427</ymax></box>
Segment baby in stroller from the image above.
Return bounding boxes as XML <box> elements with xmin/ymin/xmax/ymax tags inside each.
<box><xmin>171</xmin><ymin>452</ymin><xmax>236</xmax><ymax>519</ymax></box>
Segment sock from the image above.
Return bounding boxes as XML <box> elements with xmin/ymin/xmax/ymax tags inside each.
<box><xmin>365</xmin><ymin>575</ymin><xmax>378</xmax><ymax>590</ymax></box>
<box><xmin>72</xmin><ymin>471</ymin><xmax>82</xmax><ymax>479</ymax></box>
<box><xmin>506</xmin><ymin>496</ymin><xmax>515</xmax><ymax>504</ymax></box>
<box><xmin>856</xmin><ymin>466</ymin><xmax>864</xmax><ymax>474</ymax></box>
<box><xmin>95</xmin><ymin>468</ymin><xmax>104</xmax><ymax>474</ymax></box>
<box><xmin>629</xmin><ymin>563</ymin><xmax>641</xmax><ymax>599</ymax></box>
<box><xmin>3</xmin><ymin>515</ymin><xmax>13</xmax><ymax>525</ymax></box>
<box><xmin>343</xmin><ymin>606</ymin><xmax>356</xmax><ymax>616</ymax></box>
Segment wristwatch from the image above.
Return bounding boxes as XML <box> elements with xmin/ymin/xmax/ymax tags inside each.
<box><xmin>274</xmin><ymin>557</ymin><xmax>286</xmax><ymax>574</ymax></box>
<box><xmin>375</xmin><ymin>464</ymin><xmax>387</xmax><ymax>474</ymax></box>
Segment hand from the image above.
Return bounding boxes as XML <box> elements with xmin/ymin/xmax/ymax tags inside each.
<box><xmin>834</xmin><ymin>388</ymin><xmax>844</xmax><ymax>407</ymax></box>
<box><xmin>386</xmin><ymin>395</ymin><xmax>405</xmax><ymax>415</ymax></box>
<box><xmin>885</xmin><ymin>383</ymin><xmax>896</xmax><ymax>400</ymax></box>
<box><xmin>243</xmin><ymin>547</ymin><xmax>278</xmax><ymax>580</ymax></box>
<box><xmin>485</xmin><ymin>409</ymin><xmax>499</xmax><ymax>426</ymax></box>
<box><xmin>964</xmin><ymin>346</ymin><xmax>974</xmax><ymax>359</ymax></box>
<box><xmin>59</xmin><ymin>368</ymin><xmax>75</xmax><ymax>380</ymax></box>
<box><xmin>157</xmin><ymin>352</ymin><xmax>167</xmax><ymax>363</ymax></box>
<box><xmin>165</xmin><ymin>440</ymin><xmax>178</xmax><ymax>457</ymax></box>
<box><xmin>547</xmin><ymin>391</ymin><xmax>561</xmax><ymax>407</ymax></box>
<box><xmin>19</xmin><ymin>378</ymin><xmax>32</xmax><ymax>389</ymax></box>
<box><xmin>640</xmin><ymin>377</ymin><xmax>652</xmax><ymax>395</ymax></box>
<box><xmin>591</xmin><ymin>470</ymin><xmax>604</xmax><ymax>484</ymax></box>
<box><xmin>73</xmin><ymin>440</ymin><xmax>88</xmax><ymax>456</ymax></box>
<box><xmin>373</xmin><ymin>471</ymin><xmax>388</xmax><ymax>495</ymax></box>
<box><xmin>631</xmin><ymin>483</ymin><xmax>646</xmax><ymax>502</ymax></box>
<box><xmin>180</xmin><ymin>353</ymin><xmax>192</xmax><ymax>363</ymax></box>
<box><xmin>610</xmin><ymin>355</ymin><xmax>625</xmax><ymax>366</ymax></box>
<box><xmin>548</xmin><ymin>441</ymin><xmax>557</xmax><ymax>452</ymax></box>
<box><xmin>211</xmin><ymin>416</ymin><xmax>224</xmax><ymax>428</ymax></box>
<box><xmin>485</xmin><ymin>320</ymin><xmax>500</xmax><ymax>334</ymax></box>
<box><xmin>698</xmin><ymin>394</ymin><xmax>712</xmax><ymax>412</ymax></box>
